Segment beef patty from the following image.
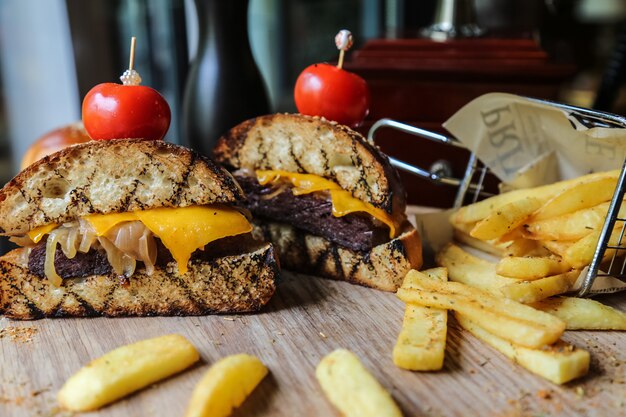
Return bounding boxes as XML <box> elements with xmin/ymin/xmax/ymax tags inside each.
<box><xmin>235</xmin><ymin>174</ymin><xmax>388</xmax><ymax>252</ymax></box>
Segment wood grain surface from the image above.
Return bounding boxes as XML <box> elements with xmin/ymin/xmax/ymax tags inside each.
<box><xmin>1</xmin><ymin>270</ymin><xmax>624</xmax><ymax>417</ymax></box>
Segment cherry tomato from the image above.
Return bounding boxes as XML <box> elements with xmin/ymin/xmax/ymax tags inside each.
<box><xmin>294</xmin><ymin>63</ymin><xmax>370</xmax><ymax>128</ymax></box>
<box><xmin>82</xmin><ymin>83</ymin><xmax>171</xmax><ymax>141</ymax></box>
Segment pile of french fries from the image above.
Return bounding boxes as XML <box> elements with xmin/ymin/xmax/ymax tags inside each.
<box><xmin>451</xmin><ymin>169</ymin><xmax>623</xmax><ymax>278</ymax></box>
<box><xmin>394</xmin><ymin>170</ymin><xmax>626</xmax><ymax>384</ymax></box>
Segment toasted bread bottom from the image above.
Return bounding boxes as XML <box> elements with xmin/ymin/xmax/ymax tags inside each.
<box><xmin>252</xmin><ymin>221</ymin><xmax>422</xmax><ymax>291</ymax></box>
<box><xmin>0</xmin><ymin>243</ymin><xmax>279</xmax><ymax>320</ymax></box>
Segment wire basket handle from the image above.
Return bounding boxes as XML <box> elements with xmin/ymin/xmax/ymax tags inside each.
<box><xmin>367</xmin><ymin>118</ymin><xmax>491</xmax><ymax>207</ymax></box>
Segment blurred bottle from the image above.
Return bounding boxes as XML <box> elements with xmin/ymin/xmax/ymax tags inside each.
<box><xmin>182</xmin><ymin>0</ymin><xmax>269</xmax><ymax>155</ymax></box>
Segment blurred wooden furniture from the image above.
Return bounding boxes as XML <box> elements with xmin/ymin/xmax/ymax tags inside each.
<box><xmin>346</xmin><ymin>37</ymin><xmax>576</xmax><ymax>207</ymax></box>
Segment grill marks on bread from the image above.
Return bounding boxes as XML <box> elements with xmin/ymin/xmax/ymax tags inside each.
<box><xmin>0</xmin><ymin>139</ymin><xmax>244</xmax><ymax>235</ymax></box>
<box><xmin>213</xmin><ymin>114</ymin><xmax>406</xmax><ymax>217</ymax></box>
<box><xmin>0</xmin><ymin>244</ymin><xmax>278</xmax><ymax>319</ymax></box>
<box><xmin>251</xmin><ymin>221</ymin><xmax>422</xmax><ymax>292</ymax></box>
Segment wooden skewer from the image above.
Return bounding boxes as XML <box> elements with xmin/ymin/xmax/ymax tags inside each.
<box><xmin>337</xmin><ymin>50</ymin><xmax>345</xmax><ymax>69</ymax></box>
<box><xmin>129</xmin><ymin>36</ymin><xmax>137</xmax><ymax>71</ymax></box>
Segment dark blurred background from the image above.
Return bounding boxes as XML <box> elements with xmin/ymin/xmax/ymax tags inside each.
<box><xmin>1</xmin><ymin>0</ymin><xmax>626</xmax><ymax>199</ymax></box>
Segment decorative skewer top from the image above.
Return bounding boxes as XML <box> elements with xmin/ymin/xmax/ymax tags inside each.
<box><xmin>120</xmin><ymin>37</ymin><xmax>142</xmax><ymax>86</ymax></box>
<box><xmin>335</xmin><ymin>30</ymin><xmax>354</xmax><ymax>69</ymax></box>
<box><xmin>335</xmin><ymin>30</ymin><xmax>354</xmax><ymax>51</ymax></box>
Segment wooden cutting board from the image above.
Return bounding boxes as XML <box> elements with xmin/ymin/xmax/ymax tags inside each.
<box><xmin>0</xmin><ymin>270</ymin><xmax>624</xmax><ymax>417</ymax></box>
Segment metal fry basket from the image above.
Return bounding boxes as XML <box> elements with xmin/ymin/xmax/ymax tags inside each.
<box><xmin>367</xmin><ymin>99</ymin><xmax>626</xmax><ymax>297</ymax></box>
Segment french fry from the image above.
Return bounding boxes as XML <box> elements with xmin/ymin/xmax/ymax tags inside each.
<box><xmin>449</xmin><ymin>216</ymin><xmax>476</xmax><ymax>235</ymax></box>
<box><xmin>496</xmin><ymin>256</ymin><xmax>571</xmax><ymax>280</ymax></box>
<box><xmin>397</xmin><ymin>274</ymin><xmax>566</xmax><ymax>348</ymax></box>
<box><xmin>563</xmin><ymin>233</ymin><xmax>598</xmax><ymax>268</ymax></box>
<box><xmin>540</xmin><ymin>240</ymin><xmax>574</xmax><ymax>259</ymax></box>
<box><xmin>499</xmin><ymin>270</ymin><xmax>580</xmax><ymax>303</ymax></box>
<box><xmin>58</xmin><ymin>334</ymin><xmax>199</xmax><ymax>411</ymax></box>
<box><xmin>469</xmin><ymin>197</ymin><xmax>542</xmax><ymax>240</ymax></box>
<box><xmin>502</xmin><ymin>238</ymin><xmax>551</xmax><ymax>257</ymax></box>
<box><xmin>451</xmin><ymin>170</ymin><xmax>618</xmax><ymax>225</ymax></box>
<box><xmin>436</xmin><ymin>244</ymin><xmax>518</xmax><ymax>293</ymax></box>
<box><xmin>523</xmin><ymin>202</ymin><xmax>610</xmax><ymax>241</ymax></box>
<box><xmin>531</xmin><ymin>297</ymin><xmax>626</xmax><ymax>330</ymax></box>
<box><xmin>562</xmin><ymin>229</ymin><xmax>623</xmax><ymax>269</ymax></box>
<box><xmin>184</xmin><ymin>354</ymin><xmax>267</xmax><ymax>417</ymax></box>
<box><xmin>456</xmin><ymin>314</ymin><xmax>589</xmax><ymax>384</ymax></box>
<box><xmin>453</xmin><ymin>228</ymin><xmax>506</xmax><ymax>257</ymax></box>
<box><xmin>531</xmin><ymin>176</ymin><xmax>618</xmax><ymax>221</ymax></box>
<box><xmin>393</xmin><ymin>268</ymin><xmax>448</xmax><ymax>371</ymax></box>
<box><xmin>316</xmin><ymin>349</ymin><xmax>402</xmax><ymax>417</ymax></box>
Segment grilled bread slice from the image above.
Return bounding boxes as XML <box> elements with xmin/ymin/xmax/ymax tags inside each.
<box><xmin>214</xmin><ymin>114</ymin><xmax>422</xmax><ymax>291</ymax></box>
<box><xmin>213</xmin><ymin>113</ymin><xmax>406</xmax><ymax>219</ymax></box>
<box><xmin>0</xmin><ymin>139</ymin><xmax>243</xmax><ymax>235</ymax></box>
<box><xmin>252</xmin><ymin>221</ymin><xmax>421</xmax><ymax>291</ymax></box>
<box><xmin>0</xmin><ymin>243</ymin><xmax>278</xmax><ymax>319</ymax></box>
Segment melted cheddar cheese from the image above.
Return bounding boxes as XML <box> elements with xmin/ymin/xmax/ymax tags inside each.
<box><xmin>28</xmin><ymin>223</ymin><xmax>58</xmax><ymax>244</ymax></box>
<box><xmin>256</xmin><ymin>170</ymin><xmax>399</xmax><ymax>238</ymax></box>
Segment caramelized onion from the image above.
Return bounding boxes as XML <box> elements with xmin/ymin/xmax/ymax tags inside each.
<box><xmin>104</xmin><ymin>221</ymin><xmax>157</xmax><ymax>275</ymax></box>
<box><xmin>98</xmin><ymin>236</ymin><xmax>137</xmax><ymax>277</ymax></box>
<box><xmin>18</xmin><ymin>218</ymin><xmax>160</xmax><ymax>282</ymax></box>
<box><xmin>261</xmin><ymin>183</ymin><xmax>290</xmax><ymax>200</ymax></box>
<box><xmin>62</xmin><ymin>224</ymin><xmax>79</xmax><ymax>259</ymax></box>
<box><xmin>138</xmin><ymin>230</ymin><xmax>157</xmax><ymax>275</ymax></box>
<box><xmin>78</xmin><ymin>219</ymin><xmax>97</xmax><ymax>253</ymax></box>
<box><xmin>44</xmin><ymin>230</ymin><xmax>63</xmax><ymax>287</ymax></box>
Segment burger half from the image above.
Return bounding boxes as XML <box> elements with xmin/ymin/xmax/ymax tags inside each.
<box><xmin>213</xmin><ymin>114</ymin><xmax>422</xmax><ymax>291</ymax></box>
<box><xmin>0</xmin><ymin>139</ymin><xmax>279</xmax><ymax>319</ymax></box>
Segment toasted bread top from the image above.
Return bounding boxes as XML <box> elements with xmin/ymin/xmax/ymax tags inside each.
<box><xmin>0</xmin><ymin>139</ymin><xmax>243</xmax><ymax>235</ymax></box>
<box><xmin>213</xmin><ymin>114</ymin><xmax>406</xmax><ymax>217</ymax></box>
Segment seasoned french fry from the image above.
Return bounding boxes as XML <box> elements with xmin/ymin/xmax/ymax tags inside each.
<box><xmin>563</xmin><ymin>232</ymin><xmax>598</xmax><ymax>268</ymax></box>
<box><xmin>502</xmin><ymin>238</ymin><xmax>551</xmax><ymax>257</ymax></box>
<box><xmin>470</xmin><ymin>197</ymin><xmax>542</xmax><ymax>240</ymax></box>
<box><xmin>451</xmin><ymin>170</ymin><xmax>618</xmax><ymax>225</ymax></box>
<box><xmin>562</xmin><ymin>229</ymin><xmax>622</xmax><ymax>269</ymax></box>
<box><xmin>499</xmin><ymin>270</ymin><xmax>580</xmax><ymax>303</ymax></box>
<box><xmin>393</xmin><ymin>268</ymin><xmax>447</xmax><ymax>371</ymax></box>
<box><xmin>532</xmin><ymin>176</ymin><xmax>618</xmax><ymax>221</ymax></box>
<box><xmin>58</xmin><ymin>334</ymin><xmax>199</xmax><ymax>411</ymax></box>
<box><xmin>531</xmin><ymin>297</ymin><xmax>626</xmax><ymax>330</ymax></box>
<box><xmin>449</xmin><ymin>216</ymin><xmax>476</xmax><ymax>235</ymax></box>
<box><xmin>540</xmin><ymin>240</ymin><xmax>574</xmax><ymax>259</ymax></box>
<box><xmin>496</xmin><ymin>256</ymin><xmax>571</xmax><ymax>280</ymax></box>
<box><xmin>523</xmin><ymin>202</ymin><xmax>610</xmax><ymax>241</ymax></box>
<box><xmin>397</xmin><ymin>274</ymin><xmax>566</xmax><ymax>348</ymax></box>
<box><xmin>496</xmin><ymin>227</ymin><xmax>524</xmax><ymax>242</ymax></box>
<box><xmin>436</xmin><ymin>244</ymin><xmax>518</xmax><ymax>293</ymax></box>
<box><xmin>184</xmin><ymin>354</ymin><xmax>267</xmax><ymax>417</ymax></box>
<box><xmin>456</xmin><ymin>314</ymin><xmax>589</xmax><ymax>384</ymax></box>
<box><xmin>317</xmin><ymin>349</ymin><xmax>402</xmax><ymax>417</ymax></box>
<box><xmin>453</xmin><ymin>228</ymin><xmax>506</xmax><ymax>257</ymax></box>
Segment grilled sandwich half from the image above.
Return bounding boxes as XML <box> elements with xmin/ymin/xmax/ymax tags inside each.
<box><xmin>0</xmin><ymin>139</ymin><xmax>279</xmax><ymax>319</ymax></box>
<box><xmin>213</xmin><ymin>114</ymin><xmax>422</xmax><ymax>291</ymax></box>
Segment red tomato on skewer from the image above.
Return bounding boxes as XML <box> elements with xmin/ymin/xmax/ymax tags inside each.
<box><xmin>294</xmin><ymin>63</ymin><xmax>370</xmax><ymax>128</ymax></box>
<box><xmin>82</xmin><ymin>82</ymin><xmax>171</xmax><ymax>141</ymax></box>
